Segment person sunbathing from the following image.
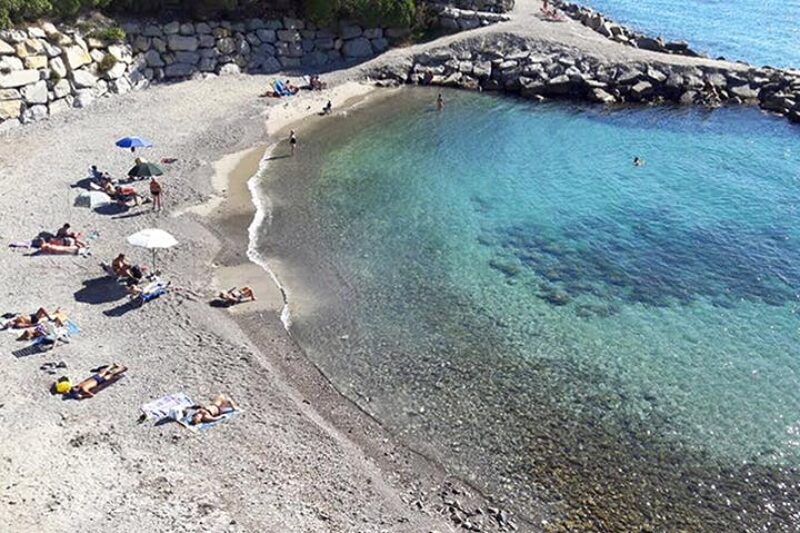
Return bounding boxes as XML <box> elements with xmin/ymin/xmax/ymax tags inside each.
<box><xmin>1</xmin><ymin>307</ymin><xmax>53</xmax><ymax>330</ymax></box>
<box><xmin>38</xmin><ymin>241</ymin><xmax>85</xmax><ymax>255</ymax></box>
<box><xmin>185</xmin><ymin>394</ymin><xmax>238</xmax><ymax>425</ymax></box>
<box><xmin>112</xmin><ymin>253</ymin><xmax>143</xmax><ymax>280</ymax></box>
<box><xmin>15</xmin><ymin>309</ymin><xmax>70</xmax><ymax>340</ymax></box>
<box><xmin>69</xmin><ymin>364</ymin><xmax>128</xmax><ymax>399</ymax></box>
<box><xmin>55</xmin><ymin>223</ymin><xmax>88</xmax><ymax>248</ymax></box>
<box><xmin>218</xmin><ymin>286</ymin><xmax>256</xmax><ymax>305</ymax></box>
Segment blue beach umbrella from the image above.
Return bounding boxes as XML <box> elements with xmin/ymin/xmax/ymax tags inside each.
<box><xmin>116</xmin><ymin>136</ymin><xmax>153</xmax><ymax>152</ymax></box>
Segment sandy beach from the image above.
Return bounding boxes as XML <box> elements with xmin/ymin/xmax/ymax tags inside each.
<box><xmin>0</xmin><ymin>70</ymin><xmax>513</xmax><ymax>532</ymax></box>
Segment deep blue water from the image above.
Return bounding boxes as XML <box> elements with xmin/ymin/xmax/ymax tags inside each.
<box><xmin>258</xmin><ymin>88</ymin><xmax>800</xmax><ymax>528</ymax></box>
<box><xmin>582</xmin><ymin>0</ymin><xmax>800</xmax><ymax>68</ymax></box>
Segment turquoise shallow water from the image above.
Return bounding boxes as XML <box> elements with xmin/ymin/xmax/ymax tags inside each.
<box><xmin>581</xmin><ymin>0</ymin><xmax>800</xmax><ymax>68</ymax></box>
<box><xmin>259</xmin><ymin>88</ymin><xmax>800</xmax><ymax>528</ymax></box>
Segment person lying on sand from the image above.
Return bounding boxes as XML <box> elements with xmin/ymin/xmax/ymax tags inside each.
<box><xmin>102</xmin><ymin>181</ymin><xmax>143</xmax><ymax>206</ymax></box>
<box><xmin>37</xmin><ymin>241</ymin><xmax>87</xmax><ymax>256</ymax></box>
<box><xmin>1</xmin><ymin>307</ymin><xmax>53</xmax><ymax>330</ymax></box>
<box><xmin>217</xmin><ymin>286</ymin><xmax>256</xmax><ymax>305</ymax></box>
<box><xmin>184</xmin><ymin>394</ymin><xmax>238</xmax><ymax>425</ymax></box>
<box><xmin>15</xmin><ymin>308</ymin><xmax>70</xmax><ymax>340</ymax></box>
<box><xmin>68</xmin><ymin>364</ymin><xmax>128</xmax><ymax>399</ymax></box>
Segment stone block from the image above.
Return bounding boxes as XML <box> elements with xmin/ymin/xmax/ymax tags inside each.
<box><xmin>49</xmin><ymin>97</ymin><xmax>72</xmax><ymax>115</ymax></box>
<box><xmin>108</xmin><ymin>44</ymin><xmax>133</xmax><ymax>64</ymax></box>
<box><xmin>145</xmin><ymin>49</ymin><xmax>165</xmax><ymax>68</ymax></box>
<box><xmin>21</xmin><ymin>104</ymin><xmax>48</xmax><ymax>123</ymax></box>
<box><xmin>0</xmin><ymin>70</ymin><xmax>40</xmax><ymax>89</ymax></box>
<box><xmin>0</xmin><ymin>98</ymin><xmax>22</xmax><ymax>120</ymax></box>
<box><xmin>21</xmin><ymin>80</ymin><xmax>47</xmax><ymax>104</ymax></box>
<box><xmin>0</xmin><ymin>55</ymin><xmax>23</xmax><ymax>71</ymax></box>
<box><xmin>152</xmin><ymin>37</ymin><xmax>167</xmax><ymax>53</ymax></box>
<box><xmin>63</xmin><ymin>45</ymin><xmax>92</xmax><ymax>70</ymax></box>
<box><xmin>363</xmin><ymin>28</ymin><xmax>383</xmax><ymax>39</ymax></box>
<box><xmin>371</xmin><ymin>38</ymin><xmax>389</xmax><ymax>53</ymax></box>
<box><xmin>24</xmin><ymin>55</ymin><xmax>47</xmax><ymax>69</ymax></box>
<box><xmin>180</xmin><ymin>23</ymin><xmax>195</xmax><ymax>35</ymax></box>
<box><xmin>52</xmin><ymin>78</ymin><xmax>71</xmax><ymax>99</ymax></box>
<box><xmin>217</xmin><ymin>38</ymin><xmax>236</xmax><ymax>55</ymax></box>
<box><xmin>73</xmin><ymin>89</ymin><xmax>94</xmax><ymax>108</ymax></box>
<box><xmin>165</xmin><ymin>63</ymin><xmax>195</xmax><ymax>77</ymax></box>
<box><xmin>340</xmin><ymin>25</ymin><xmax>362</xmax><ymax>40</ymax></box>
<box><xmin>199</xmin><ymin>34</ymin><xmax>216</xmax><ymax>48</ymax></box>
<box><xmin>168</xmin><ymin>35</ymin><xmax>199</xmax><ymax>52</ymax></box>
<box><xmin>196</xmin><ymin>23</ymin><xmax>212</xmax><ymax>34</ymax></box>
<box><xmin>71</xmin><ymin>69</ymin><xmax>97</xmax><ymax>89</ymax></box>
<box><xmin>0</xmin><ymin>88</ymin><xmax>19</xmax><ymax>100</ymax></box>
<box><xmin>277</xmin><ymin>29</ymin><xmax>301</xmax><ymax>42</ymax></box>
<box><xmin>314</xmin><ymin>37</ymin><xmax>334</xmax><ymax>50</ymax></box>
<box><xmin>142</xmin><ymin>25</ymin><xmax>163</xmax><ymax>37</ymax></box>
<box><xmin>164</xmin><ymin>21</ymin><xmax>181</xmax><ymax>35</ymax></box>
<box><xmin>134</xmin><ymin>36</ymin><xmax>151</xmax><ymax>52</ymax></box>
<box><xmin>0</xmin><ymin>39</ymin><xmax>13</xmax><ymax>55</ymax></box>
<box><xmin>218</xmin><ymin>63</ymin><xmax>241</xmax><ymax>75</ymax></box>
<box><xmin>257</xmin><ymin>29</ymin><xmax>276</xmax><ymax>43</ymax></box>
<box><xmin>283</xmin><ymin>17</ymin><xmax>304</xmax><ymax>30</ymax></box>
<box><xmin>174</xmin><ymin>51</ymin><xmax>200</xmax><ymax>65</ymax></box>
<box><xmin>342</xmin><ymin>37</ymin><xmax>372</xmax><ymax>58</ymax></box>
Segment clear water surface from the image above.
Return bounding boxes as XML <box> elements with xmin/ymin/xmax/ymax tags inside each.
<box><xmin>258</xmin><ymin>88</ymin><xmax>800</xmax><ymax>529</ymax></box>
<box><xmin>582</xmin><ymin>0</ymin><xmax>800</xmax><ymax>68</ymax></box>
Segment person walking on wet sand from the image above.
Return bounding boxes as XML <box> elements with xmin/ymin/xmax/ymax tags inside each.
<box><xmin>289</xmin><ymin>130</ymin><xmax>298</xmax><ymax>156</ymax></box>
<box><xmin>436</xmin><ymin>93</ymin><xmax>444</xmax><ymax>111</ymax></box>
<box><xmin>149</xmin><ymin>176</ymin><xmax>163</xmax><ymax>211</ymax></box>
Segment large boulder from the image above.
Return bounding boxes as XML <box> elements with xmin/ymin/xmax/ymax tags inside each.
<box><xmin>277</xmin><ymin>29</ymin><xmax>301</xmax><ymax>42</ymax></box>
<box><xmin>217</xmin><ymin>38</ymin><xmax>236</xmax><ymax>55</ymax></box>
<box><xmin>21</xmin><ymin>104</ymin><xmax>48</xmax><ymax>123</ymax></box>
<box><xmin>630</xmin><ymin>80</ymin><xmax>654</xmax><ymax>99</ymax></box>
<box><xmin>0</xmin><ymin>70</ymin><xmax>40</xmax><ymax>89</ymax></box>
<box><xmin>342</xmin><ymin>37</ymin><xmax>372</xmax><ymax>58</ymax></box>
<box><xmin>257</xmin><ymin>29</ymin><xmax>276</xmax><ymax>43</ymax></box>
<box><xmin>729</xmin><ymin>83</ymin><xmax>758</xmax><ymax>100</ymax></box>
<box><xmin>24</xmin><ymin>55</ymin><xmax>48</xmax><ymax>69</ymax></box>
<box><xmin>107</xmin><ymin>44</ymin><xmax>132</xmax><ymax>64</ymax></box>
<box><xmin>168</xmin><ymin>35</ymin><xmax>199</xmax><ymax>52</ymax></box>
<box><xmin>52</xmin><ymin>78</ymin><xmax>71</xmax><ymax>99</ymax></box>
<box><xmin>340</xmin><ymin>25</ymin><xmax>363</xmax><ymax>40</ymax></box>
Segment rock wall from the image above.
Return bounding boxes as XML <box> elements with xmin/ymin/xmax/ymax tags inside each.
<box><xmin>424</xmin><ymin>0</ymin><xmax>515</xmax><ymax>14</ymax></box>
<box><xmin>436</xmin><ymin>7</ymin><xmax>511</xmax><ymax>31</ymax></box>
<box><xmin>370</xmin><ymin>35</ymin><xmax>800</xmax><ymax>124</ymax></box>
<box><xmin>0</xmin><ymin>18</ymin><xmax>404</xmax><ymax>132</ymax></box>
<box><xmin>551</xmin><ymin>1</ymin><xmax>703</xmax><ymax>58</ymax></box>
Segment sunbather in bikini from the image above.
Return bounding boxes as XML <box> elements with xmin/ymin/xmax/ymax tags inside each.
<box><xmin>15</xmin><ymin>309</ymin><xmax>70</xmax><ymax>340</ymax></box>
<box><xmin>218</xmin><ymin>286</ymin><xmax>256</xmax><ymax>305</ymax></box>
<box><xmin>185</xmin><ymin>394</ymin><xmax>238</xmax><ymax>425</ymax></box>
<box><xmin>55</xmin><ymin>224</ymin><xmax>87</xmax><ymax>248</ymax></box>
<box><xmin>38</xmin><ymin>241</ymin><xmax>85</xmax><ymax>255</ymax></box>
<box><xmin>69</xmin><ymin>364</ymin><xmax>128</xmax><ymax>399</ymax></box>
<box><xmin>1</xmin><ymin>307</ymin><xmax>52</xmax><ymax>330</ymax></box>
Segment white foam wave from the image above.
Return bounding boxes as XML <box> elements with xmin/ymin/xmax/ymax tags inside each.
<box><xmin>246</xmin><ymin>145</ymin><xmax>293</xmax><ymax>332</ymax></box>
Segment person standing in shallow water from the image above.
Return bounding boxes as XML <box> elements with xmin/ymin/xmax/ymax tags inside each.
<box><xmin>289</xmin><ymin>130</ymin><xmax>298</xmax><ymax>156</ymax></box>
<box><xmin>436</xmin><ymin>93</ymin><xmax>444</xmax><ymax>111</ymax></box>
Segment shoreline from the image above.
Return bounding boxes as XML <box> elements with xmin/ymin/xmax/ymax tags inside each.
<box><xmin>203</xmin><ymin>82</ymin><xmax>529</xmax><ymax>530</ymax></box>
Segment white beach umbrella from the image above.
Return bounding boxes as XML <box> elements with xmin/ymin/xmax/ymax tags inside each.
<box><xmin>74</xmin><ymin>190</ymin><xmax>113</xmax><ymax>210</ymax></box>
<box><xmin>127</xmin><ymin>228</ymin><xmax>178</xmax><ymax>271</ymax></box>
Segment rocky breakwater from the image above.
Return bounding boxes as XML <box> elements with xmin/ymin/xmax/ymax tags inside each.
<box><xmin>436</xmin><ymin>7</ymin><xmax>512</xmax><ymax>32</ymax></box>
<box><xmin>424</xmin><ymin>0</ymin><xmax>515</xmax><ymax>14</ymax></box>
<box><xmin>0</xmin><ymin>18</ymin><xmax>404</xmax><ymax>132</ymax></box>
<box><xmin>550</xmin><ymin>0</ymin><xmax>703</xmax><ymax>59</ymax></box>
<box><xmin>371</xmin><ymin>34</ymin><xmax>800</xmax><ymax>124</ymax></box>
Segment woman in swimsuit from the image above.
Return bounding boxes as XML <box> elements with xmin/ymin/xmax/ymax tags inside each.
<box><xmin>218</xmin><ymin>287</ymin><xmax>256</xmax><ymax>305</ymax></box>
<box><xmin>69</xmin><ymin>364</ymin><xmax>128</xmax><ymax>399</ymax></box>
<box><xmin>187</xmin><ymin>394</ymin><xmax>238</xmax><ymax>425</ymax></box>
<box><xmin>289</xmin><ymin>130</ymin><xmax>297</xmax><ymax>156</ymax></box>
<box><xmin>1</xmin><ymin>307</ymin><xmax>52</xmax><ymax>330</ymax></box>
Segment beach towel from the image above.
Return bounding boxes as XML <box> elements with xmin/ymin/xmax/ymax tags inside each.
<box><xmin>273</xmin><ymin>80</ymin><xmax>292</xmax><ymax>97</ymax></box>
<box><xmin>134</xmin><ymin>280</ymin><xmax>170</xmax><ymax>304</ymax></box>
<box><xmin>177</xmin><ymin>408</ymin><xmax>240</xmax><ymax>432</ymax></box>
<box><xmin>140</xmin><ymin>392</ymin><xmax>195</xmax><ymax>423</ymax></box>
<box><xmin>8</xmin><ymin>241</ymin><xmax>32</xmax><ymax>249</ymax></box>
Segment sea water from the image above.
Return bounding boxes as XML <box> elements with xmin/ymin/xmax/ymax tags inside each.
<box><xmin>581</xmin><ymin>0</ymin><xmax>800</xmax><ymax>68</ymax></box>
<box><xmin>257</xmin><ymin>88</ymin><xmax>800</xmax><ymax>529</ymax></box>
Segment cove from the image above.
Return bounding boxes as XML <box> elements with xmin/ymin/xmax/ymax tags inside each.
<box><xmin>257</xmin><ymin>87</ymin><xmax>800</xmax><ymax>529</ymax></box>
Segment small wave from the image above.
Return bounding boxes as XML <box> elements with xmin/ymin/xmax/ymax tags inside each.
<box><xmin>246</xmin><ymin>144</ymin><xmax>293</xmax><ymax>332</ymax></box>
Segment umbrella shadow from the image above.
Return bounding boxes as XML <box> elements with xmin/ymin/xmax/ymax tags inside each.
<box><xmin>94</xmin><ymin>203</ymin><xmax>130</xmax><ymax>216</ymax></box>
<box><xmin>112</xmin><ymin>211</ymin><xmax>147</xmax><ymax>220</ymax></box>
<box><xmin>103</xmin><ymin>299</ymin><xmax>140</xmax><ymax>318</ymax></box>
<box><xmin>71</xmin><ymin>177</ymin><xmax>94</xmax><ymax>190</ymax></box>
<box><xmin>74</xmin><ymin>276</ymin><xmax>128</xmax><ymax>305</ymax></box>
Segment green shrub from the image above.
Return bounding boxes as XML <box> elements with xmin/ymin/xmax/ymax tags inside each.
<box><xmin>304</xmin><ymin>0</ymin><xmax>336</xmax><ymax>26</ymax></box>
<box><xmin>87</xmin><ymin>25</ymin><xmax>125</xmax><ymax>42</ymax></box>
<box><xmin>96</xmin><ymin>52</ymin><xmax>117</xmax><ymax>73</ymax></box>
<box><xmin>351</xmin><ymin>0</ymin><xmax>415</xmax><ymax>28</ymax></box>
